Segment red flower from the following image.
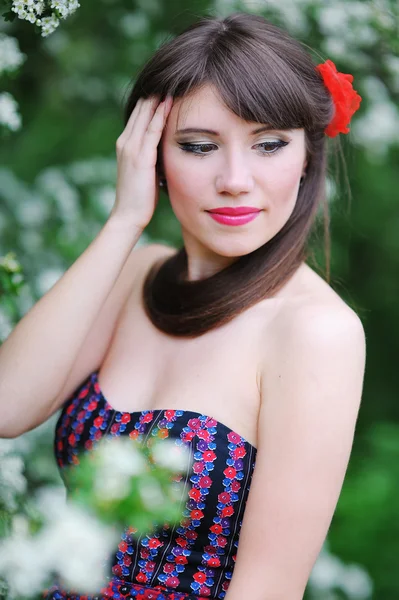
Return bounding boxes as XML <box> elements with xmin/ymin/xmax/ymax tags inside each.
<box><xmin>189</xmin><ymin>488</ymin><xmax>202</xmax><ymax>501</ymax></box>
<box><xmin>203</xmin><ymin>450</ymin><xmax>217</xmax><ymax>462</ymax></box>
<box><xmin>223</xmin><ymin>467</ymin><xmax>236</xmax><ymax>479</ymax></box>
<box><xmin>233</xmin><ymin>447</ymin><xmax>246</xmax><ymax>459</ymax></box>
<box><xmin>199</xmin><ymin>586</ymin><xmax>211</xmax><ymax>596</ymax></box>
<box><xmin>163</xmin><ymin>563</ymin><xmax>174</xmax><ymax>573</ymax></box>
<box><xmin>207</xmin><ymin>557</ymin><xmax>221</xmax><ymax>568</ymax></box>
<box><xmin>227</xmin><ymin>432</ymin><xmax>241</xmax><ymax>445</ymax></box>
<box><xmin>316</xmin><ymin>59</ymin><xmax>362</xmax><ymax>137</ymax></box>
<box><xmin>142</xmin><ymin>412</ymin><xmax>154</xmax><ymax>423</ymax></box>
<box><xmin>231</xmin><ymin>480</ymin><xmax>241</xmax><ymax>492</ymax></box>
<box><xmin>210</xmin><ymin>523</ymin><xmax>223</xmax><ymax>534</ymax></box>
<box><xmin>94</xmin><ymin>416</ymin><xmax>103</xmax><ymax>428</ymax></box>
<box><xmin>218</xmin><ymin>492</ymin><xmax>231</xmax><ymax>504</ymax></box>
<box><xmin>196</xmin><ymin>429</ymin><xmax>211</xmax><ymax>442</ymax></box>
<box><xmin>165</xmin><ymin>576</ymin><xmax>179</xmax><ymax>588</ymax></box>
<box><xmin>193</xmin><ymin>461</ymin><xmax>204</xmax><ymax>474</ymax></box>
<box><xmin>176</xmin><ymin>536</ymin><xmax>188</xmax><ymax>547</ymax></box>
<box><xmin>216</xmin><ymin>535</ymin><xmax>227</xmax><ymax>548</ymax></box>
<box><xmin>78</xmin><ymin>387</ymin><xmax>89</xmax><ymax>399</ymax></box>
<box><xmin>221</xmin><ymin>505</ymin><xmax>234</xmax><ymax>518</ymax></box>
<box><xmin>112</xmin><ymin>564</ymin><xmax>122</xmax><ymax>577</ymax></box>
<box><xmin>188</xmin><ymin>418</ymin><xmax>201</xmax><ymax>430</ymax></box>
<box><xmin>199</xmin><ymin>476</ymin><xmax>212</xmax><ymax>489</ymax></box>
<box><xmin>190</xmin><ymin>509</ymin><xmax>204</xmax><ymax>520</ymax></box>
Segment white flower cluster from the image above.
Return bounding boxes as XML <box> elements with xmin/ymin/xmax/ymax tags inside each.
<box><xmin>11</xmin><ymin>0</ymin><xmax>80</xmax><ymax>37</ymax></box>
<box><xmin>94</xmin><ymin>437</ymin><xmax>148</xmax><ymax>501</ymax></box>
<box><xmin>0</xmin><ymin>487</ymin><xmax>119</xmax><ymax>597</ymax></box>
<box><xmin>0</xmin><ymin>34</ymin><xmax>26</xmax><ymax>77</ymax></box>
<box><xmin>0</xmin><ymin>92</ymin><xmax>22</xmax><ymax>132</ymax></box>
<box><xmin>0</xmin><ymin>439</ymin><xmax>27</xmax><ymax>512</ymax></box>
<box><xmin>309</xmin><ymin>541</ymin><xmax>373</xmax><ymax>599</ymax></box>
<box><xmin>93</xmin><ymin>436</ymin><xmax>191</xmax><ymax>503</ymax></box>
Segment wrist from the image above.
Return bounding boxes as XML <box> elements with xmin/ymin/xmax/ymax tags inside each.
<box><xmin>106</xmin><ymin>212</ymin><xmax>146</xmax><ymax>236</ymax></box>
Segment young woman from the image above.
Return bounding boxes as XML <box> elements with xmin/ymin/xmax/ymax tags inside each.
<box><xmin>0</xmin><ymin>11</ymin><xmax>366</xmax><ymax>600</ymax></box>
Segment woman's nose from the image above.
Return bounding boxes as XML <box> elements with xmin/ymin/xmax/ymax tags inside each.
<box><xmin>215</xmin><ymin>152</ymin><xmax>255</xmax><ymax>196</ymax></box>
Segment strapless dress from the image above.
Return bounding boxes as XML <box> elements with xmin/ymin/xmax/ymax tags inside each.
<box><xmin>43</xmin><ymin>370</ymin><xmax>258</xmax><ymax>600</ymax></box>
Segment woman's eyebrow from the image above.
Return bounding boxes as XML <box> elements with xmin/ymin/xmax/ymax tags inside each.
<box><xmin>175</xmin><ymin>125</ymin><xmax>275</xmax><ymax>136</ymax></box>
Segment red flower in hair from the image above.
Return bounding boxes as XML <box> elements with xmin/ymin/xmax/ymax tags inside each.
<box><xmin>316</xmin><ymin>59</ymin><xmax>362</xmax><ymax>138</ymax></box>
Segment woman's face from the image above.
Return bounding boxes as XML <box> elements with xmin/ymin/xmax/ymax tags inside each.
<box><xmin>160</xmin><ymin>84</ymin><xmax>308</xmax><ymax>280</ymax></box>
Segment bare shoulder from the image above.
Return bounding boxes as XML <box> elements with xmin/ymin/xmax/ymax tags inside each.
<box><xmin>259</xmin><ymin>263</ymin><xmax>366</xmax><ymax>417</ymax></box>
<box><xmin>266</xmin><ymin>262</ymin><xmax>366</xmax><ymax>355</ymax></box>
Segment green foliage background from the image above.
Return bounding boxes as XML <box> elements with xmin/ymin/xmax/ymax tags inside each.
<box><xmin>1</xmin><ymin>0</ymin><xmax>398</xmax><ymax>598</ymax></box>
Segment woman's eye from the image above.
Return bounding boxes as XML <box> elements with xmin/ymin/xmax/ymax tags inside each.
<box><xmin>256</xmin><ymin>140</ymin><xmax>289</xmax><ymax>155</ymax></box>
<box><xmin>177</xmin><ymin>140</ymin><xmax>289</xmax><ymax>157</ymax></box>
<box><xmin>178</xmin><ymin>143</ymin><xmax>216</xmax><ymax>155</ymax></box>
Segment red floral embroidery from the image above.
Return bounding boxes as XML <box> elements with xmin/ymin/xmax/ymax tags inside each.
<box><xmin>51</xmin><ymin>372</ymin><xmax>258</xmax><ymax>600</ymax></box>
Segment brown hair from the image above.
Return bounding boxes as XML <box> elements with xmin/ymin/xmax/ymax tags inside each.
<box><xmin>123</xmin><ymin>12</ymin><xmax>334</xmax><ymax>337</ymax></box>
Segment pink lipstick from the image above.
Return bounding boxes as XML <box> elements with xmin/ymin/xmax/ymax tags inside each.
<box><xmin>206</xmin><ymin>206</ymin><xmax>261</xmax><ymax>226</ymax></box>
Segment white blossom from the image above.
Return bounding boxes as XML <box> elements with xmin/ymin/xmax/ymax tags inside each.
<box><xmin>0</xmin><ymin>34</ymin><xmax>26</xmax><ymax>76</ymax></box>
<box><xmin>40</xmin><ymin>14</ymin><xmax>61</xmax><ymax>37</ymax></box>
<box><xmin>119</xmin><ymin>11</ymin><xmax>149</xmax><ymax>37</ymax></box>
<box><xmin>151</xmin><ymin>438</ymin><xmax>191</xmax><ymax>472</ymax></box>
<box><xmin>0</xmin><ymin>491</ymin><xmax>118</xmax><ymax>596</ymax></box>
<box><xmin>39</xmin><ymin>501</ymin><xmax>118</xmax><ymax>593</ymax></box>
<box><xmin>0</xmin><ymin>93</ymin><xmax>22</xmax><ymax>132</ymax></box>
<box><xmin>138</xmin><ymin>477</ymin><xmax>165</xmax><ymax>509</ymax></box>
<box><xmin>310</xmin><ymin>543</ymin><xmax>373</xmax><ymax>599</ymax></box>
<box><xmin>0</xmin><ymin>444</ymin><xmax>27</xmax><ymax>511</ymax></box>
<box><xmin>14</xmin><ymin>197</ymin><xmax>50</xmax><ymax>226</ymax></box>
<box><xmin>352</xmin><ymin>77</ymin><xmax>399</xmax><ymax>160</ymax></box>
<box><xmin>36</xmin><ymin>168</ymin><xmax>80</xmax><ymax>222</ymax></box>
<box><xmin>10</xmin><ymin>0</ymin><xmax>80</xmax><ymax>37</ymax></box>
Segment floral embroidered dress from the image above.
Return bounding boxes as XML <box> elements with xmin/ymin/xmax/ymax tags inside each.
<box><xmin>43</xmin><ymin>371</ymin><xmax>258</xmax><ymax>600</ymax></box>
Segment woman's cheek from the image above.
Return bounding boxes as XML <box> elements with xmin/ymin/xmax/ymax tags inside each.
<box><xmin>268</xmin><ymin>161</ymin><xmax>303</xmax><ymax>196</ymax></box>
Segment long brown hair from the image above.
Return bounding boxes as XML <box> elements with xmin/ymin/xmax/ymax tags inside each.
<box><xmin>123</xmin><ymin>12</ymin><xmax>334</xmax><ymax>338</ymax></box>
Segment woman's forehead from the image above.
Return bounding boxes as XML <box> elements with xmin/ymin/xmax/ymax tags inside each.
<box><xmin>170</xmin><ymin>85</ymin><xmax>255</xmax><ymax>133</ymax></box>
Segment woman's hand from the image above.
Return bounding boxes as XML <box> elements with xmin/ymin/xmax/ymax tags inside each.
<box><xmin>110</xmin><ymin>95</ymin><xmax>173</xmax><ymax>230</ymax></box>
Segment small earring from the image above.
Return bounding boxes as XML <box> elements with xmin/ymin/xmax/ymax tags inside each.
<box><xmin>159</xmin><ymin>178</ymin><xmax>167</xmax><ymax>188</ymax></box>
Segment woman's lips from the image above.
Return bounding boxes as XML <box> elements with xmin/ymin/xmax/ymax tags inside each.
<box><xmin>207</xmin><ymin>211</ymin><xmax>260</xmax><ymax>226</ymax></box>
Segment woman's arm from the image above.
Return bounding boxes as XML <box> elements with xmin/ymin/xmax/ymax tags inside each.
<box><xmin>0</xmin><ymin>216</ymin><xmax>145</xmax><ymax>438</ymax></box>
<box><xmin>225</xmin><ymin>303</ymin><xmax>366</xmax><ymax>600</ymax></box>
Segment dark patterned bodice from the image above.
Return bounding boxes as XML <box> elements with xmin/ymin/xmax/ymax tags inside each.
<box><xmin>43</xmin><ymin>371</ymin><xmax>257</xmax><ymax>600</ymax></box>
